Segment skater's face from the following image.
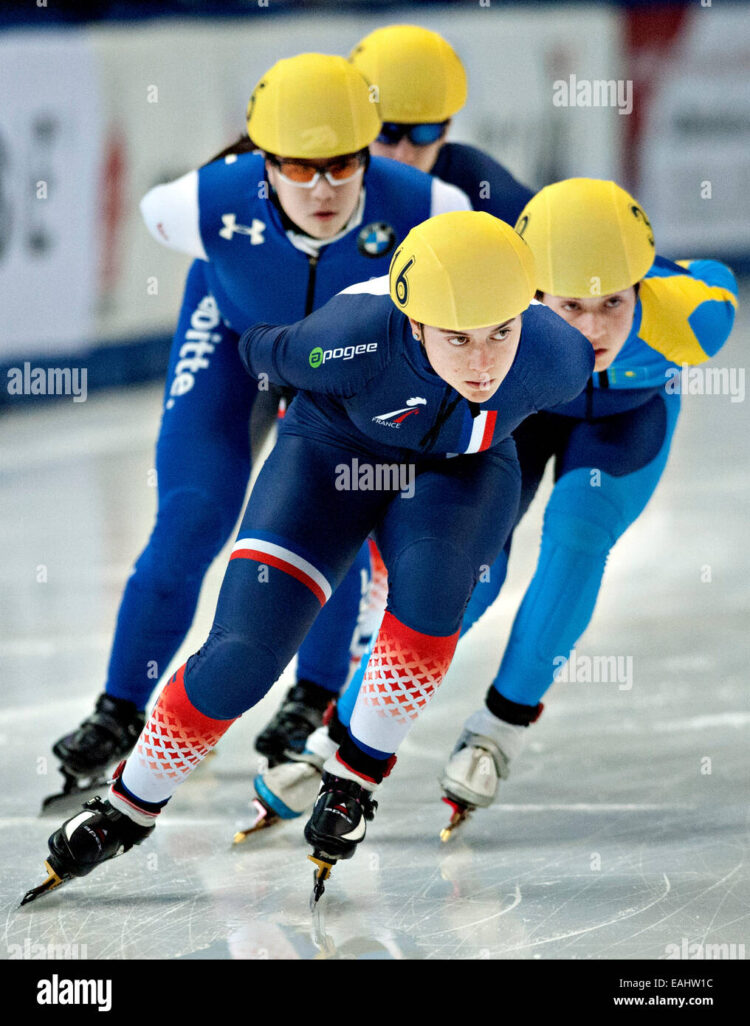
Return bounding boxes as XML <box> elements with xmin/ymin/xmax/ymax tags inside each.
<box><xmin>370</xmin><ymin>121</ymin><xmax>449</xmax><ymax>173</ymax></box>
<box><xmin>412</xmin><ymin>316</ymin><xmax>522</xmax><ymax>401</ymax></box>
<box><xmin>541</xmin><ymin>289</ymin><xmax>637</xmax><ymax>372</ymax></box>
<box><xmin>265</xmin><ymin>153</ymin><xmax>364</xmax><ymax>239</ymax></box>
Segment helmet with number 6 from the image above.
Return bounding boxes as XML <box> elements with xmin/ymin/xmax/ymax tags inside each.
<box><xmin>389</xmin><ymin>211</ymin><xmax>536</xmax><ymax>330</ymax></box>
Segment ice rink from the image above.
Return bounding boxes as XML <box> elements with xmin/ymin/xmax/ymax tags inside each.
<box><xmin>1</xmin><ymin>298</ymin><xmax>748</xmax><ymax>962</ymax></box>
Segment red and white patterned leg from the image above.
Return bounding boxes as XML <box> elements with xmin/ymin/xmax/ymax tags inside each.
<box><xmin>112</xmin><ymin>665</ymin><xmax>236</xmax><ymax>814</ymax></box>
<box><xmin>349</xmin><ymin>611</ymin><xmax>459</xmax><ymax>755</ymax></box>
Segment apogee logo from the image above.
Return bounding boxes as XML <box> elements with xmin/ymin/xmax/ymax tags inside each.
<box><xmin>309</xmin><ymin>343</ymin><xmax>378</xmax><ymax>367</ymax></box>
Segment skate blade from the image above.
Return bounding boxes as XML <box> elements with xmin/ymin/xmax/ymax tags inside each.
<box><xmin>20</xmin><ymin>861</ymin><xmax>64</xmax><ymax>907</ymax></box>
<box><xmin>310</xmin><ymin>898</ymin><xmax>337</xmax><ymax>958</ymax></box>
<box><xmin>232</xmin><ymin>799</ymin><xmax>280</xmax><ymax>844</ymax></box>
<box><xmin>439</xmin><ymin>796</ymin><xmax>473</xmax><ymax>843</ymax></box>
<box><xmin>308</xmin><ymin>853</ymin><xmax>336</xmax><ymax>908</ymax></box>
<box><xmin>40</xmin><ymin>774</ymin><xmax>109</xmax><ymax>815</ymax></box>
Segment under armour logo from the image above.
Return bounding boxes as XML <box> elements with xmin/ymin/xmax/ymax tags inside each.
<box><xmin>219</xmin><ymin>214</ymin><xmax>266</xmax><ymax>244</ymax></box>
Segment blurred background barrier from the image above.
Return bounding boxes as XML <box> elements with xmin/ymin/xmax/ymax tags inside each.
<box><xmin>0</xmin><ymin>1</ymin><xmax>747</xmax><ymax>396</ymax></box>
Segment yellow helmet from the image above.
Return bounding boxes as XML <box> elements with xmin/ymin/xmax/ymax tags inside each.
<box><xmin>516</xmin><ymin>178</ymin><xmax>656</xmax><ymax>297</ymax></box>
<box><xmin>389</xmin><ymin>211</ymin><xmax>536</xmax><ymax>330</ymax></box>
<box><xmin>246</xmin><ymin>53</ymin><xmax>381</xmax><ymax>158</ymax></box>
<box><xmin>349</xmin><ymin>25</ymin><xmax>467</xmax><ymax>123</ymax></box>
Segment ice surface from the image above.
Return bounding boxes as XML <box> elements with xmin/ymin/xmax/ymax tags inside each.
<box><xmin>1</xmin><ymin>297</ymin><xmax>748</xmax><ymax>960</ymax></box>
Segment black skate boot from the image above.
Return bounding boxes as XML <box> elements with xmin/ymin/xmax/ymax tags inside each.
<box><xmin>21</xmin><ymin>796</ymin><xmax>154</xmax><ymax>905</ymax></box>
<box><xmin>304</xmin><ymin>771</ymin><xmax>378</xmax><ymax>903</ymax></box>
<box><xmin>45</xmin><ymin>694</ymin><xmax>146</xmax><ymax>812</ymax></box>
<box><xmin>254</xmin><ymin>679</ymin><xmax>333</xmax><ymax>767</ymax></box>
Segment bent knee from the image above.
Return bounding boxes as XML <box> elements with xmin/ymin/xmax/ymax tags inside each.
<box><xmin>388</xmin><ymin>538</ymin><xmax>476</xmax><ymax>635</ymax></box>
<box><xmin>185</xmin><ymin>628</ymin><xmax>282</xmax><ymax>718</ymax></box>
<box><xmin>544</xmin><ymin>476</ymin><xmax>626</xmax><ymax>554</ymax></box>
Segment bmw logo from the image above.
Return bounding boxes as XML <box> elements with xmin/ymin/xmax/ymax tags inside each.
<box><xmin>357</xmin><ymin>221</ymin><xmax>396</xmax><ymax>259</ymax></box>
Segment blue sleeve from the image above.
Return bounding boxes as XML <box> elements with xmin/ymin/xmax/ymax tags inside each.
<box><xmin>432</xmin><ymin>143</ymin><xmax>533</xmax><ymax>223</ymax></box>
<box><xmin>680</xmin><ymin>258</ymin><xmax>739</xmax><ymax>298</ymax></box>
<box><xmin>640</xmin><ymin>258</ymin><xmax>739</xmax><ymax>364</ymax></box>
<box><xmin>521</xmin><ymin>304</ymin><xmax>594</xmax><ymax>409</ymax></box>
<box><xmin>681</xmin><ymin>259</ymin><xmax>739</xmax><ymax>360</ymax></box>
<box><xmin>238</xmin><ymin>291</ymin><xmax>393</xmax><ymax>395</ymax></box>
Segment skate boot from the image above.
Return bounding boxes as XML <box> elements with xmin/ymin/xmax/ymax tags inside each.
<box><xmin>21</xmin><ymin>796</ymin><xmax>154</xmax><ymax>905</ymax></box>
<box><xmin>304</xmin><ymin>769</ymin><xmax>379</xmax><ymax>904</ymax></box>
<box><xmin>439</xmin><ymin>705</ymin><xmax>538</xmax><ymax>841</ymax></box>
<box><xmin>45</xmin><ymin>694</ymin><xmax>146</xmax><ymax>812</ymax></box>
<box><xmin>233</xmin><ymin>725</ymin><xmax>337</xmax><ymax>843</ymax></box>
<box><xmin>254</xmin><ymin>679</ymin><xmax>333</xmax><ymax>767</ymax></box>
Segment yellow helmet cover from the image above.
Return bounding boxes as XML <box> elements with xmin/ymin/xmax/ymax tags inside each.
<box><xmin>516</xmin><ymin>178</ymin><xmax>656</xmax><ymax>297</ymax></box>
<box><xmin>247</xmin><ymin>53</ymin><xmax>381</xmax><ymax>158</ymax></box>
<box><xmin>350</xmin><ymin>25</ymin><xmax>467</xmax><ymax>123</ymax></box>
<box><xmin>389</xmin><ymin>211</ymin><xmax>536</xmax><ymax>330</ymax></box>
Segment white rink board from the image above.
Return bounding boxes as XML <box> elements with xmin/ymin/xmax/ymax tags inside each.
<box><xmin>0</xmin><ymin>31</ymin><xmax>101</xmax><ymax>359</ymax></box>
<box><xmin>0</xmin><ymin>6</ymin><xmax>622</xmax><ymax>358</ymax></box>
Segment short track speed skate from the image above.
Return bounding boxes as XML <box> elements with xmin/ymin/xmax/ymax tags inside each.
<box><xmin>439</xmin><ymin>709</ymin><xmax>531</xmax><ymax>841</ymax></box>
<box><xmin>440</xmin><ymin>739</ymin><xmax>505</xmax><ymax>842</ymax></box>
<box><xmin>21</xmin><ymin>797</ymin><xmax>153</xmax><ymax>906</ymax></box>
<box><xmin>254</xmin><ymin>680</ymin><xmax>333</xmax><ymax>768</ymax></box>
<box><xmin>233</xmin><ymin>726</ymin><xmax>334</xmax><ymax>844</ymax></box>
<box><xmin>304</xmin><ymin>771</ymin><xmax>378</xmax><ymax>905</ymax></box>
<box><xmin>44</xmin><ymin>693</ymin><xmax>145</xmax><ymax>813</ymax></box>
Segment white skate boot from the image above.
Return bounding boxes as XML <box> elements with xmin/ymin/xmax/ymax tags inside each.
<box><xmin>233</xmin><ymin>726</ymin><xmax>337</xmax><ymax>843</ymax></box>
<box><xmin>439</xmin><ymin>707</ymin><xmax>530</xmax><ymax>841</ymax></box>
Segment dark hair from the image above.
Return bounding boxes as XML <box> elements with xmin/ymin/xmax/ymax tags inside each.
<box><xmin>200</xmin><ymin>134</ymin><xmax>259</xmax><ymax>169</ymax></box>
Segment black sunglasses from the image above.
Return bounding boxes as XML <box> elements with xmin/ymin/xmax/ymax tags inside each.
<box><xmin>376</xmin><ymin>121</ymin><xmax>449</xmax><ymax>147</ymax></box>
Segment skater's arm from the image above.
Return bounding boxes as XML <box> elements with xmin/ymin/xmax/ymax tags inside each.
<box><xmin>639</xmin><ymin>259</ymin><xmax>738</xmax><ymax>365</ymax></box>
<box><xmin>429</xmin><ymin>176</ymin><xmax>472</xmax><ymax>215</ymax></box>
<box><xmin>140</xmin><ymin>170</ymin><xmax>208</xmax><ymax>260</ymax></box>
<box><xmin>239</xmin><ymin>290</ymin><xmax>393</xmax><ymax>396</ymax></box>
<box><xmin>520</xmin><ymin>304</ymin><xmax>595</xmax><ymax>409</ymax></box>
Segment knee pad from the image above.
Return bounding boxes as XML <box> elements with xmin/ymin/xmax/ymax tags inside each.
<box><xmin>388</xmin><ymin>538</ymin><xmax>475</xmax><ymax>636</ymax></box>
<box><xmin>133</xmin><ymin>488</ymin><xmax>229</xmax><ymax>591</ymax></box>
<box><xmin>185</xmin><ymin>626</ymin><xmax>283</xmax><ymax>719</ymax></box>
<box><xmin>543</xmin><ymin>472</ymin><xmax>622</xmax><ymax>555</ymax></box>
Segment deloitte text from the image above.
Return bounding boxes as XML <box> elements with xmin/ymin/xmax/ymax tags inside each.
<box><xmin>309</xmin><ymin>343</ymin><xmax>377</xmax><ymax>367</ymax></box>
<box><xmin>165</xmin><ymin>294</ymin><xmax>224</xmax><ymax>409</ymax></box>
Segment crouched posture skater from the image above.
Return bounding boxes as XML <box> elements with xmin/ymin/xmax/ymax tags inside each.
<box><xmin>438</xmin><ymin>179</ymin><xmax>739</xmax><ymax>834</ymax></box>
<box><xmin>48</xmin><ymin>52</ymin><xmax>473</xmax><ymax>795</ymax></box>
<box><xmin>23</xmin><ymin>211</ymin><xmax>594</xmax><ymax>904</ymax></box>
<box><xmin>250</xmin><ymin>178</ymin><xmax>738</xmax><ymax>842</ymax></box>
